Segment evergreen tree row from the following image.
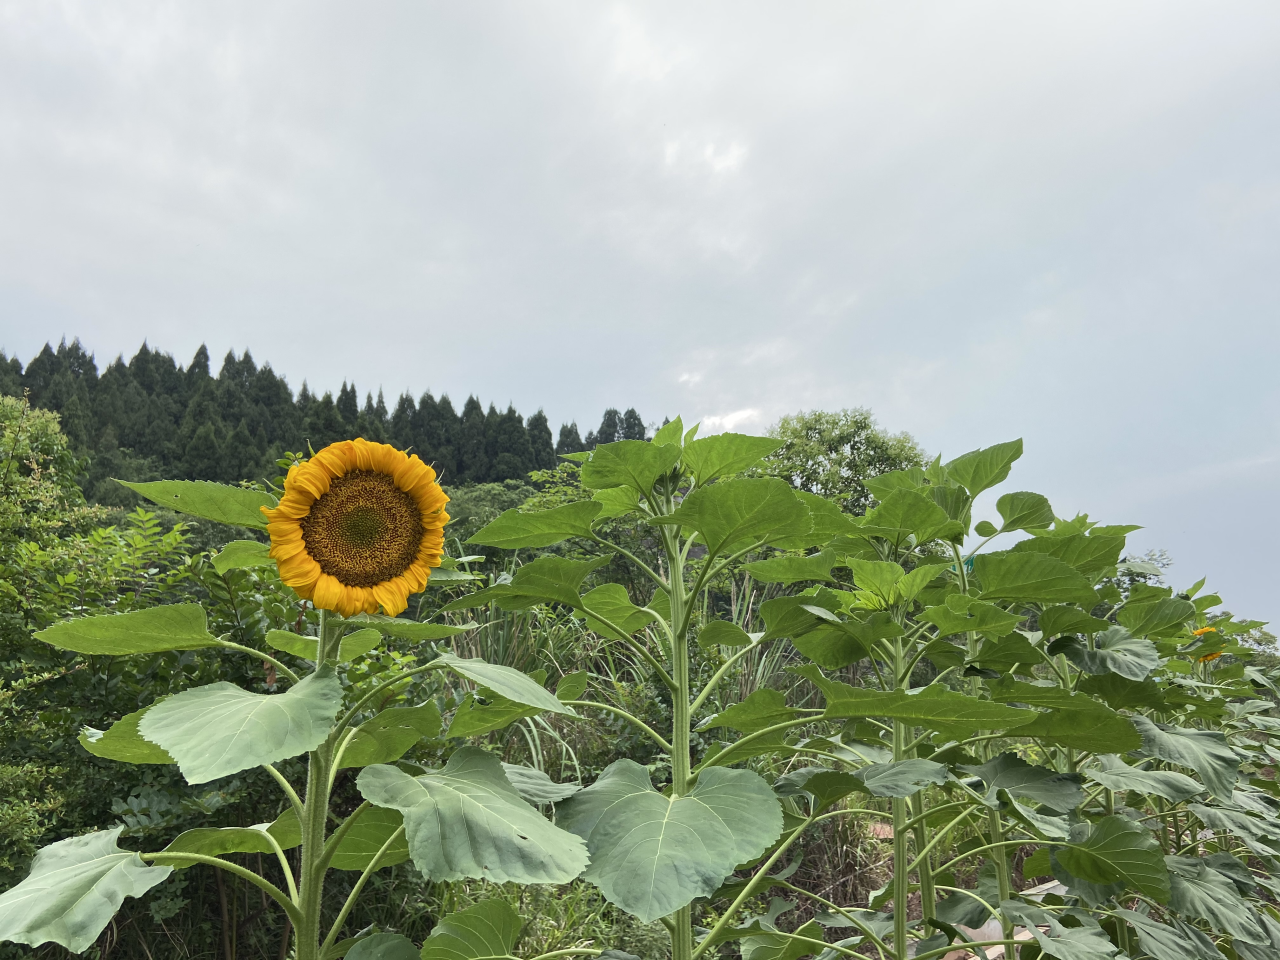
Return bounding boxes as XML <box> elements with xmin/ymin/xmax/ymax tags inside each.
<box><xmin>0</xmin><ymin>340</ymin><xmax>645</xmax><ymax>502</ymax></box>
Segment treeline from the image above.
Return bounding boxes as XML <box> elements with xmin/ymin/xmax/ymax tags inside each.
<box><xmin>0</xmin><ymin>339</ymin><xmax>646</xmax><ymax>502</ymax></box>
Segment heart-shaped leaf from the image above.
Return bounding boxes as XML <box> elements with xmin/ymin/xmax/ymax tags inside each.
<box><xmin>558</xmin><ymin>760</ymin><xmax>783</xmax><ymax>923</ymax></box>
<box><xmin>0</xmin><ymin>828</ymin><xmax>172</xmax><ymax>952</ymax></box>
<box><xmin>418</xmin><ymin>900</ymin><xmax>521</xmax><ymax>960</ymax></box>
<box><xmin>138</xmin><ymin>667</ymin><xmax>343</xmax><ymax>784</ymax></box>
<box><xmin>357</xmin><ymin>747</ymin><xmax>587</xmax><ymax>884</ymax></box>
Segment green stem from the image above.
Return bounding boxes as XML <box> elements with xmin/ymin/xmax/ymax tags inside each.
<box><xmin>216</xmin><ymin>639</ymin><xmax>301</xmax><ymax>684</ymax></box>
<box><xmin>321</xmin><ymin>825</ymin><xmax>406</xmax><ymax>953</ymax></box>
<box><xmin>690</xmin><ymin>816</ymin><xmax>817</xmax><ymax>960</ymax></box>
<box><xmin>891</xmin><ymin>638</ymin><xmax>911</xmax><ymax>959</ymax></box>
<box><xmin>263</xmin><ymin>763</ymin><xmax>305</xmax><ymax>822</ymax></box>
<box><xmin>690</xmin><ymin>639</ymin><xmax>772</xmax><ymax>714</ymax></box>
<box><xmin>295</xmin><ymin>609</ymin><xmax>337</xmax><ymax>960</ymax></box>
<box><xmin>565</xmin><ymin>701</ymin><xmax>672</xmax><ymax>751</ymax></box>
<box><xmin>142</xmin><ymin>853</ymin><xmax>300</xmax><ymax>925</ymax></box>
<box><xmin>773</xmin><ymin>880</ymin><xmax>890</xmax><ymax>960</ymax></box>
<box><xmin>910</xmin><ymin>793</ymin><xmax>936</xmax><ymax>921</ymax></box>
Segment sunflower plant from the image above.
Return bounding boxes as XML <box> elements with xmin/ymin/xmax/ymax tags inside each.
<box><xmin>457</xmin><ymin>421</ymin><xmax>1280</xmax><ymax>960</ymax></box>
<box><xmin>0</xmin><ymin>440</ymin><xmax>597</xmax><ymax>960</ymax></box>
<box><xmin>4</xmin><ymin>428</ymin><xmax>1280</xmax><ymax>960</ymax></box>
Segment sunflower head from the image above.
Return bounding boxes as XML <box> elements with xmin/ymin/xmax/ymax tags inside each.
<box><xmin>262</xmin><ymin>439</ymin><xmax>450</xmax><ymax>617</ymax></box>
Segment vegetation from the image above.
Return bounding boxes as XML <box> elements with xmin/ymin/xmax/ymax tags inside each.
<box><xmin>0</xmin><ymin>339</ymin><xmax>644</xmax><ymax>500</ymax></box>
<box><xmin>1</xmin><ymin>394</ymin><xmax>1277</xmax><ymax>960</ymax></box>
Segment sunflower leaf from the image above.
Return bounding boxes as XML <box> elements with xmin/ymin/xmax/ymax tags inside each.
<box><xmin>117</xmin><ymin>479</ymin><xmax>275</xmax><ymax>529</ymax></box>
<box><xmin>434</xmin><ymin>653</ymin><xmax>575</xmax><ymax>716</ymax></box>
<box><xmin>418</xmin><ymin>900</ymin><xmax>521</xmax><ymax>960</ymax></box>
<box><xmin>0</xmin><ymin>828</ymin><xmax>172</xmax><ymax>953</ymax></box>
<box><xmin>36</xmin><ymin>604</ymin><xmax>219</xmax><ymax>655</ymax></box>
<box><xmin>79</xmin><ymin>708</ymin><xmax>174</xmax><ymax>765</ymax></box>
<box><xmin>356</xmin><ymin>748</ymin><xmax>587</xmax><ymax>884</ymax></box>
<box><xmin>557</xmin><ymin>760</ymin><xmax>782</xmax><ymax>923</ymax></box>
<box><xmin>467</xmin><ymin>501</ymin><xmax>604</xmax><ymax>549</ymax></box>
<box><xmin>138</xmin><ymin>667</ymin><xmax>344</xmax><ymax>784</ymax></box>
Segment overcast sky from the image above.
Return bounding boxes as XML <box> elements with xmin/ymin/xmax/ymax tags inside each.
<box><xmin>2</xmin><ymin>2</ymin><xmax>1278</xmax><ymax>622</ymax></box>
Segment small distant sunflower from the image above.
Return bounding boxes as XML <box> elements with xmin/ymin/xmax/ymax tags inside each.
<box><xmin>262</xmin><ymin>439</ymin><xmax>449</xmax><ymax>617</ymax></box>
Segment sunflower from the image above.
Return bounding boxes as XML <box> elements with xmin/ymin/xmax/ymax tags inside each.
<box><xmin>262</xmin><ymin>439</ymin><xmax>450</xmax><ymax>617</ymax></box>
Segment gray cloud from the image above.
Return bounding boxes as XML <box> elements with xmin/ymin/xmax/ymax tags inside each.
<box><xmin>2</xmin><ymin>1</ymin><xmax>1279</xmax><ymax>619</ymax></box>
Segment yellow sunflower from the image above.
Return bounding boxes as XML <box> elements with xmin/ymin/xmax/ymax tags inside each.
<box><xmin>261</xmin><ymin>439</ymin><xmax>450</xmax><ymax>617</ymax></box>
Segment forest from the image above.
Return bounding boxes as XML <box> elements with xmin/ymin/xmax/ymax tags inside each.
<box><xmin>0</xmin><ymin>339</ymin><xmax>645</xmax><ymax>500</ymax></box>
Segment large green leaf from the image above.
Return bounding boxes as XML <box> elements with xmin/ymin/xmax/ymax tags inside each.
<box><xmin>681</xmin><ymin>433</ymin><xmax>782</xmax><ymax>485</ymax></box>
<box><xmin>339</xmin><ymin>704</ymin><xmax>442</xmax><ymax>768</ymax></box>
<box><xmin>1055</xmin><ymin>816</ymin><xmax>1170</xmax><ymax>902</ymax></box>
<box><xmin>654</xmin><ymin>478</ymin><xmax>811</xmax><ymax>556</ymax></box>
<box><xmin>794</xmin><ymin>666</ymin><xmax>1036</xmax><ymax>734</ymax></box>
<box><xmin>959</xmin><ymin>753</ymin><xmax>1084</xmax><ymax>811</ymax></box>
<box><xmin>327</xmin><ymin>806</ymin><xmax>411</xmax><ymax>871</ymax></box>
<box><xmin>581</xmin><ymin>584</ymin><xmax>658</xmax><ymax>640</ymax></box>
<box><xmin>1113</xmin><ymin>909</ymin><xmax>1222</xmax><ymax>960</ymax></box>
<box><xmin>249</xmin><ymin>806</ymin><xmax>409</xmax><ymax>871</ymax></box>
<box><xmin>944</xmin><ymin>440</ymin><xmax>1023</xmax><ymax>497</ymax></box>
<box><xmin>1086</xmin><ymin>756</ymin><xmax>1204</xmax><ymax>803</ymax></box>
<box><xmin>921</xmin><ymin>596</ymin><xmax>1023</xmax><ymax>640</ymax></box>
<box><xmin>346</xmin><ymin>933</ymin><xmax>420</xmax><ymax>960</ymax></box>
<box><xmin>418</xmin><ymin>900</ymin><xmax>521</xmax><ymax>960</ymax></box>
<box><xmin>703</xmin><ymin>689</ymin><xmax>800</xmax><ymax>734</ymax></box>
<box><xmin>440</xmin><ymin>556</ymin><xmax>609</xmax><ymax>612</ymax></box>
<box><xmin>435</xmin><ymin>653</ymin><xmax>574</xmax><ymax>716</ymax></box>
<box><xmin>1014</xmin><ymin>708</ymin><xmax>1142</xmax><ymax>754</ymax></box>
<box><xmin>500</xmin><ymin>764</ymin><xmax>582</xmax><ymax>804</ymax></box>
<box><xmin>137</xmin><ymin>668</ymin><xmax>343</xmax><ymax>784</ymax></box>
<box><xmin>760</xmin><ymin>595</ymin><xmax>891</xmax><ymax>669</ymax></box>
<box><xmin>853</xmin><ymin>759</ymin><xmax>947</xmax><ymax>798</ymax></box>
<box><xmin>0</xmin><ymin>828</ymin><xmax>172</xmax><ymax>952</ymax></box>
<box><xmin>161</xmin><ymin>820</ymin><xmax>298</xmax><ymax>859</ymax></box>
<box><xmin>1054</xmin><ymin>627</ymin><xmax>1160</xmax><ymax>681</ymax></box>
<box><xmin>996</xmin><ymin>491</ymin><xmax>1054</xmax><ymax>532</ymax></box>
<box><xmin>974</xmin><ymin>551</ymin><xmax>1097</xmax><ymax>606</ymax></box>
<box><xmin>1038</xmin><ymin>605</ymin><xmax>1111</xmax><ymax>638</ymax></box>
<box><xmin>1133</xmin><ymin>717</ymin><xmax>1239</xmax><ymax>799</ymax></box>
<box><xmin>1075</xmin><ymin>673</ymin><xmax>1167</xmax><ymax>711</ymax></box>
<box><xmin>356</xmin><ymin>747</ymin><xmax>587</xmax><ymax>883</ymax></box>
<box><xmin>446</xmin><ymin>690</ymin><xmax>539</xmax><ymax>739</ymax></box>
<box><xmin>117</xmin><ymin>479</ymin><xmax>275</xmax><ymax>529</ymax></box>
<box><xmin>856</xmin><ymin>489</ymin><xmax>962</xmax><ymax>546</ymax></box>
<box><xmin>697</xmin><ymin>620</ymin><xmax>754</xmax><ymax>650</ymax></box>
<box><xmin>579</xmin><ymin>440</ymin><xmax>681</xmax><ymax>493</ymax></box>
<box><xmin>1011</xmin><ymin>534</ymin><xmax>1126</xmax><ymax>580</ymax></box>
<box><xmin>211</xmin><ymin>539</ymin><xmax>273</xmax><ymax>574</ymax></box>
<box><xmin>467</xmin><ymin>502</ymin><xmax>603</xmax><ymax>548</ymax></box>
<box><xmin>1167</xmin><ymin>861</ymin><xmax>1263</xmax><ymax>941</ymax></box>
<box><xmin>79</xmin><ymin>708</ymin><xmax>174</xmax><ymax>764</ymax></box>
<box><xmin>35</xmin><ymin>604</ymin><xmax>219</xmax><ymax>655</ymax></box>
<box><xmin>743</xmin><ymin>550</ymin><xmax>837</xmax><ymax>585</ymax></box>
<box><xmin>592</xmin><ymin>486</ymin><xmax>641</xmax><ymax>519</ymax></box>
<box><xmin>1118</xmin><ymin>598</ymin><xmax>1196</xmax><ymax>638</ymax></box>
<box><xmin>968</xmin><ymin>633</ymin><xmax>1045</xmax><ymax>675</ymax></box>
<box><xmin>557</xmin><ymin>760</ymin><xmax>782</xmax><ymax>923</ymax></box>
